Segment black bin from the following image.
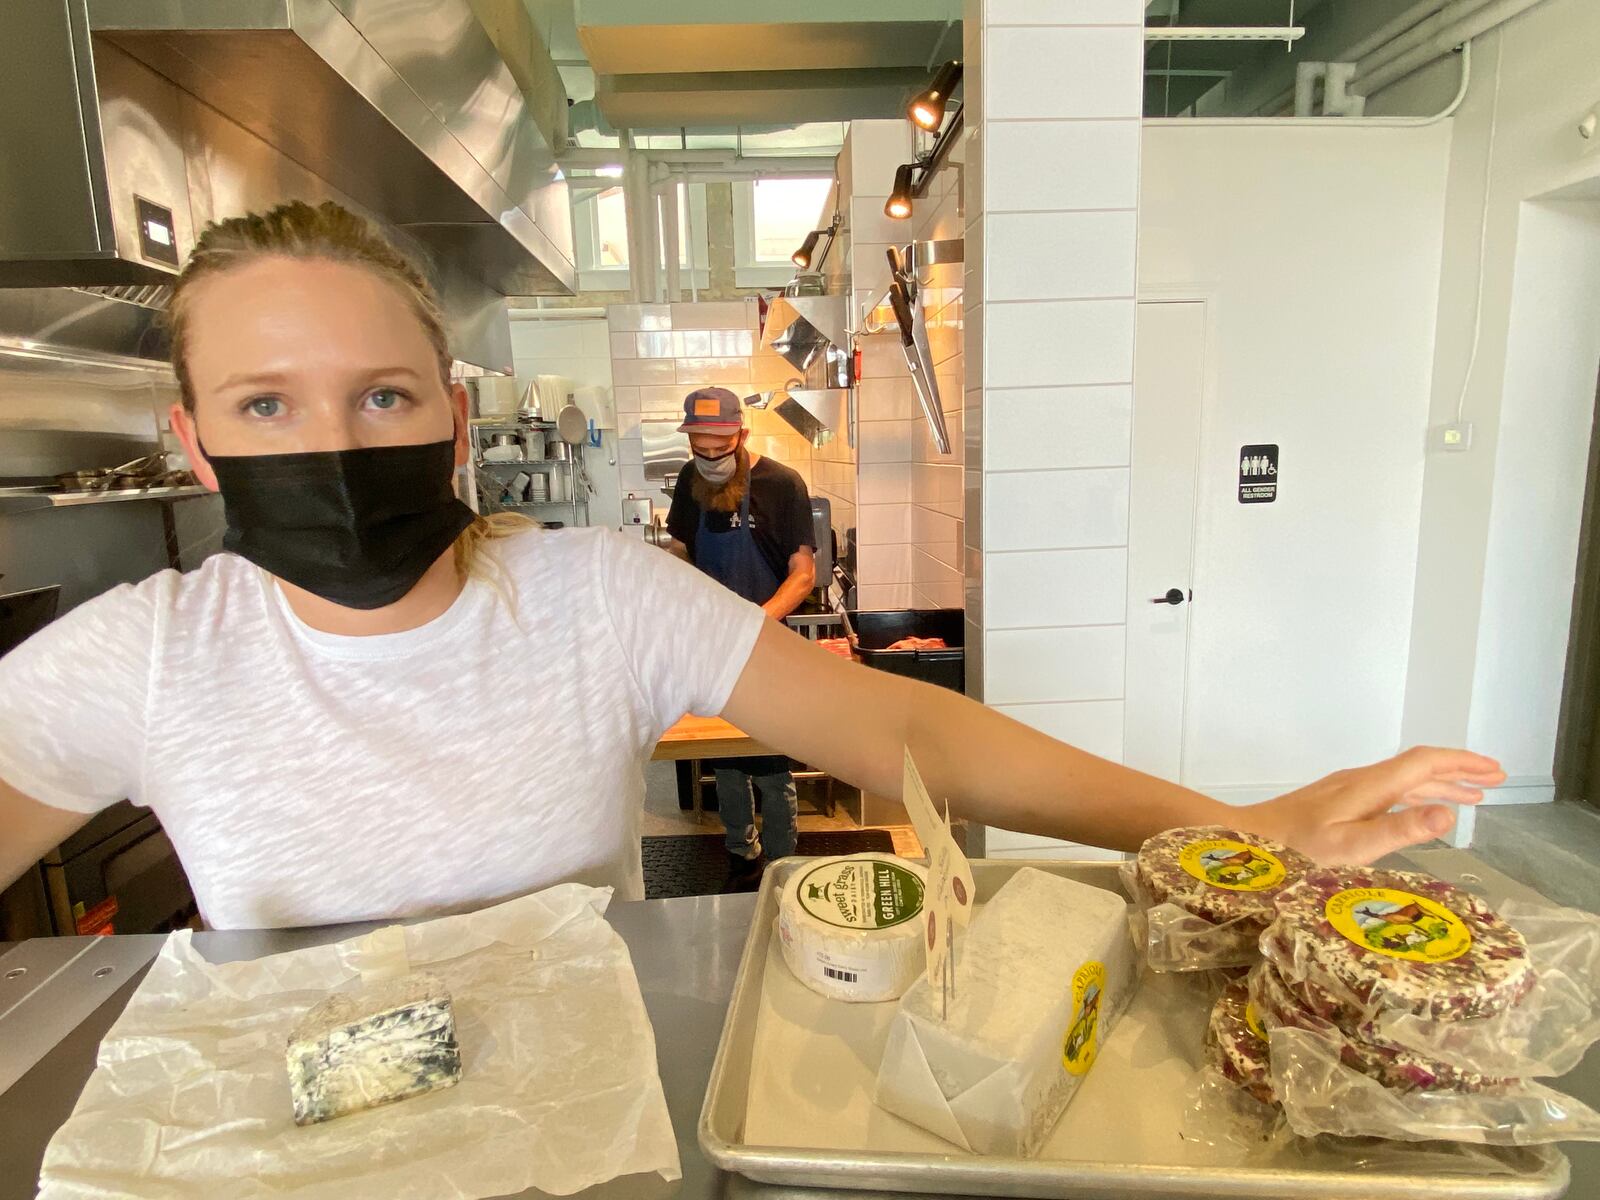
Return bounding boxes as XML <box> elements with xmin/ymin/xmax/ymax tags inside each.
<box><xmin>844</xmin><ymin>608</ymin><xmax>965</xmax><ymax>692</ymax></box>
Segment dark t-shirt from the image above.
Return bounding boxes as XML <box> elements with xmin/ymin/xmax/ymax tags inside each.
<box><xmin>667</xmin><ymin>456</ymin><xmax>816</xmax><ymax>584</ymax></box>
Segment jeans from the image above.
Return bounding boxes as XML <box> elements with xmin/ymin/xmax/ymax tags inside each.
<box><xmin>713</xmin><ymin>755</ymin><xmax>797</xmax><ymax>861</ymax></box>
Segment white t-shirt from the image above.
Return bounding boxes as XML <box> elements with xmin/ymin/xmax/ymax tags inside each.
<box><xmin>0</xmin><ymin>529</ymin><xmax>765</xmax><ymax>930</ymax></box>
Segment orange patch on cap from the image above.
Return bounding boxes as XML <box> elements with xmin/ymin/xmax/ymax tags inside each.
<box><xmin>694</xmin><ymin>398</ymin><xmax>722</xmax><ymax>416</ymax></box>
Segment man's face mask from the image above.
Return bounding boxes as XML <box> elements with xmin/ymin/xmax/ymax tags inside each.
<box><xmin>692</xmin><ymin>443</ymin><xmax>740</xmax><ymax>485</ymax></box>
<box><xmin>202</xmin><ymin>438</ymin><xmax>475</xmax><ymax>610</ymax></box>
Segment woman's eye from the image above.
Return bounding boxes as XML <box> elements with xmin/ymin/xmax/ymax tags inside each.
<box><xmin>364</xmin><ymin>388</ymin><xmax>407</xmax><ymax>411</ymax></box>
<box><xmin>244</xmin><ymin>397</ymin><xmax>282</xmax><ymax>419</ymax></box>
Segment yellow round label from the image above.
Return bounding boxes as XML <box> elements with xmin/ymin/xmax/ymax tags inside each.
<box><xmin>1244</xmin><ymin>1001</ymin><xmax>1267</xmax><ymax>1043</ymax></box>
<box><xmin>1062</xmin><ymin>961</ymin><xmax>1106</xmax><ymax>1076</ymax></box>
<box><xmin>1324</xmin><ymin>887</ymin><xmax>1473</xmax><ymax>963</ymax></box>
<box><xmin>1177</xmin><ymin>838</ymin><xmax>1287</xmax><ymax>893</ymax></box>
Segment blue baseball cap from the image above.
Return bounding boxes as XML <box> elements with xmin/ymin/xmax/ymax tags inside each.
<box><xmin>677</xmin><ymin>386</ymin><xmax>744</xmax><ymax>432</ymax></box>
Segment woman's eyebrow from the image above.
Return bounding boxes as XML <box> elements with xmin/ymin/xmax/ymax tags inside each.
<box><xmin>216</xmin><ymin>368</ymin><xmax>293</xmax><ymax>392</ymax></box>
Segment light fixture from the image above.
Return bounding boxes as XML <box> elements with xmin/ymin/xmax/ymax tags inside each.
<box><xmin>884</xmin><ymin>164</ymin><xmax>916</xmax><ymax>220</ymax></box>
<box><xmin>791</xmin><ymin>229</ymin><xmax>822</xmax><ymax>269</ymax></box>
<box><xmin>908</xmin><ymin>60</ymin><xmax>962</xmax><ymax>131</ymax></box>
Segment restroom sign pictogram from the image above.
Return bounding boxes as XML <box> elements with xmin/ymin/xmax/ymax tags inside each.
<box><xmin>1239</xmin><ymin>444</ymin><xmax>1278</xmax><ymax>504</ymax></box>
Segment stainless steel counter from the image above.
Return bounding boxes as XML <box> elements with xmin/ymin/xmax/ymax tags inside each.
<box><xmin>3</xmin><ymin>856</ymin><xmax>1598</xmax><ymax>1200</ymax></box>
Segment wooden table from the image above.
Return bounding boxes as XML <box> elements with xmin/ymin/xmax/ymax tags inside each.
<box><xmin>652</xmin><ymin>718</ymin><xmax>839</xmax><ymax>816</ymax></box>
<box><xmin>653</xmin><ymin>716</ymin><xmax>785</xmax><ymax>813</ymax></box>
<box><xmin>651</xmin><ymin>715</ymin><xmax>776</xmax><ymax>762</ymax></box>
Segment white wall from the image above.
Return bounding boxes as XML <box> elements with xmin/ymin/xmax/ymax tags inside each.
<box><xmin>1400</xmin><ymin>1</ymin><xmax>1600</xmax><ymax>811</ymax></box>
<box><xmin>1139</xmin><ymin>122</ymin><xmax>1452</xmax><ymax>791</ymax></box>
<box><xmin>508</xmin><ymin>318</ymin><xmax>620</xmax><ymax>530</ymax></box>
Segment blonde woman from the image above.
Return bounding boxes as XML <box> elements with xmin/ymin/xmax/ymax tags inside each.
<box><xmin>0</xmin><ymin>202</ymin><xmax>1502</xmax><ymax>930</ymax></box>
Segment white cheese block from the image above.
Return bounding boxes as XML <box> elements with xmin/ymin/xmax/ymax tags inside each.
<box><xmin>286</xmin><ymin>971</ymin><xmax>462</xmax><ymax>1126</ymax></box>
<box><xmin>777</xmin><ymin>854</ymin><xmax>929</xmax><ymax>1003</ymax></box>
<box><xmin>874</xmin><ymin>867</ymin><xmax>1138</xmax><ymax>1157</ymax></box>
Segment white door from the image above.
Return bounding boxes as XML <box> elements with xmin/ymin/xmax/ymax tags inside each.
<box><xmin>1123</xmin><ymin>301</ymin><xmax>1207</xmax><ymax>780</ymax></box>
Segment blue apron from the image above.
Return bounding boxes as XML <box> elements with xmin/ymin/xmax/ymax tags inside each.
<box><xmin>694</xmin><ymin>488</ymin><xmax>781</xmax><ymax>605</ymax></box>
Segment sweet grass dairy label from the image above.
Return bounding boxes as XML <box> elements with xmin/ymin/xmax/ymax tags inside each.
<box><xmin>1325</xmin><ymin>886</ymin><xmax>1473</xmax><ymax>963</ymax></box>
<box><xmin>1062</xmin><ymin>961</ymin><xmax>1107</xmax><ymax>1076</ymax></box>
<box><xmin>1177</xmin><ymin>836</ymin><xmax>1287</xmax><ymax>893</ymax></box>
<box><xmin>797</xmin><ymin>858</ymin><xmax>924</xmax><ymax>930</ymax></box>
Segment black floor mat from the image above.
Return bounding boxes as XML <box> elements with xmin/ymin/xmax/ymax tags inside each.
<box><xmin>641</xmin><ymin>829</ymin><xmax>897</xmax><ymax>900</ymax></box>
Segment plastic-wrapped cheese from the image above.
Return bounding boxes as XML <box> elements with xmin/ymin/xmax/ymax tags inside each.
<box><xmin>874</xmin><ymin>867</ymin><xmax>1138</xmax><ymax>1157</ymax></box>
<box><xmin>777</xmin><ymin>854</ymin><xmax>928</xmax><ymax>1002</ymax></box>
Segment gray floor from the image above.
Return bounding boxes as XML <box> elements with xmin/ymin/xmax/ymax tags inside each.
<box><xmin>1466</xmin><ymin>802</ymin><xmax>1600</xmax><ymax>915</ymax></box>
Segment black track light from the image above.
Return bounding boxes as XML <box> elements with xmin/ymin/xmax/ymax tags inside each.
<box><xmin>791</xmin><ymin>229</ymin><xmax>822</xmax><ymax>269</ymax></box>
<box><xmin>909</xmin><ymin>60</ymin><xmax>963</xmax><ymax>131</ymax></box>
<box><xmin>884</xmin><ymin>163</ymin><xmax>916</xmax><ymax>220</ymax></box>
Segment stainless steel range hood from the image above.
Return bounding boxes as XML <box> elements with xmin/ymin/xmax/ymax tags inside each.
<box><xmin>0</xmin><ymin>0</ymin><xmax>575</xmax><ymax>306</ymax></box>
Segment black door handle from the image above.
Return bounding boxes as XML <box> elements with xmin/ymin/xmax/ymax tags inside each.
<box><xmin>1151</xmin><ymin>588</ymin><xmax>1188</xmax><ymax>606</ymax></box>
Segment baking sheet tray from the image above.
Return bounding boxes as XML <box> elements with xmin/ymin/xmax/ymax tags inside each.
<box><xmin>698</xmin><ymin>859</ymin><xmax>1570</xmax><ymax>1199</ymax></box>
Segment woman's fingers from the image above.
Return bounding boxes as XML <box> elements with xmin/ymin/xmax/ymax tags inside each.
<box><xmin>1319</xmin><ymin>803</ymin><xmax>1457</xmax><ymax>865</ymax></box>
<box><xmin>1394</xmin><ymin>780</ymin><xmax>1486</xmax><ymax>807</ymax></box>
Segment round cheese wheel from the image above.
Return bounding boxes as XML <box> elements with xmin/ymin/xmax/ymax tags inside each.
<box><xmin>777</xmin><ymin>854</ymin><xmax>929</xmax><ymax>1003</ymax></box>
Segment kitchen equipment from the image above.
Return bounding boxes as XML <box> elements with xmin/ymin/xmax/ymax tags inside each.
<box><xmin>844</xmin><ymin>607</ymin><xmax>964</xmax><ymax>691</ymax></box>
<box><xmin>528</xmin><ymin>473</ymin><xmax>549</xmax><ymax>503</ymax></box>
<box><xmin>547</xmin><ymin>470</ymin><xmax>566</xmax><ymax>504</ymax></box>
<box><xmin>54</xmin><ymin>451</ymin><xmax>170</xmax><ymax>494</ymax></box>
<box><xmin>623</xmin><ymin>494</ymin><xmax>654</xmax><ymax>528</ymax></box>
<box><xmin>482</xmin><ymin>431</ymin><xmax>524</xmax><ymax>464</ymax></box>
<box><xmin>886</xmin><ymin>247</ymin><xmax>951</xmax><ymax>456</ymax></box>
<box><xmin>521</xmin><ymin>428</ymin><xmax>547</xmax><ymax>462</ymax></box>
<box><xmin>556</xmin><ymin>403</ymin><xmax>589</xmax><ymax>446</ymax></box>
<box><xmin>507</xmin><ymin>472</ymin><xmax>531</xmax><ymax>502</ymax></box>
<box><xmin>699</xmin><ymin>858</ymin><xmax>1567</xmax><ymax>1200</ymax></box>
<box><xmin>548</xmin><ymin>440</ymin><xmax>573</xmax><ymax>464</ymax></box>
<box><xmin>475</xmin><ymin>377</ymin><xmax>526</xmax><ymax>419</ymax></box>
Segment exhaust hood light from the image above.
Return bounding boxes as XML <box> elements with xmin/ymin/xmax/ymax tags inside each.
<box><xmin>885</xmin><ymin>164</ymin><xmax>916</xmax><ymax>220</ymax></box>
<box><xmin>791</xmin><ymin>229</ymin><xmax>822</xmax><ymax>269</ymax></box>
<box><xmin>909</xmin><ymin>60</ymin><xmax>963</xmax><ymax>131</ymax></box>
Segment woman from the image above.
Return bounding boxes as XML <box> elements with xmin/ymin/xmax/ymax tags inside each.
<box><xmin>0</xmin><ymin>201</ymin><xmax>1501</xmax><ymax>930</ymax></box>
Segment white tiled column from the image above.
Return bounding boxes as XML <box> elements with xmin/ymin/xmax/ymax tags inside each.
<box><xmin>964</xmin><ymin>0</ymin><xmax>1145</xmax><ymax>853</ymax></box>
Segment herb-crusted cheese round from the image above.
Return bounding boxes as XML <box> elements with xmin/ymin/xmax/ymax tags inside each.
<box><xmin>1135</xmin><ymin>826</ymin><xmax>1313</xmax><ymax>951</ymax></box>
<box><xmin>1205</xmin><ymin>979</ymin><xmax>1275</xmax><ymax>1106</ymax></box>
<box><xmin>1264</xmin><ymin>867</ymin><xmax>1536</xmax><ymax>1022</ymax></box>
<box><xmin>777</xmin><ymin>854</ymin><xmax>928</xmax><ymax>1003</ymax></box>
<box><xmin>1248</xmin><ymin>961</ymin><xmax>1506</xmax><ymax>1093</ymax></box>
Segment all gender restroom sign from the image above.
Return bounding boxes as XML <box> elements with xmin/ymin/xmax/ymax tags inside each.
<box><xmin>1238</xmin><ymin>444</ymin><xmax>1278</xmax><ymax>504</ymax></box>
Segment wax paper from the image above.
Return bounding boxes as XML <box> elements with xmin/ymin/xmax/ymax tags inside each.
<box><xmin>38</xmin><ymin>884</ymin><xmax>681</xmax><ymax>1199</ymax></box>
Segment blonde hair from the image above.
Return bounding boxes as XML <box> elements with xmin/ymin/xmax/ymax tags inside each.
<box><xmin>166</xmin><ymin>200</ymin><xmax>534</xmax><ymax>583</ymax></box>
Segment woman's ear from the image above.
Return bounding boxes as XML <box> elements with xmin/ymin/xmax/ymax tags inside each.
<box><xmin>169</xmin><ymin>402</ymin><xmax>219</xmax><ymax>492</ymax></box>
<box><xmin>450</xmin><ymin>382</ymin><xmax>471</xmax><ymax>468</ymax></box>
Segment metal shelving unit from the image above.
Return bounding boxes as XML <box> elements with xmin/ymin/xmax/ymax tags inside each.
<box><xmin>0</xmin><ymin>485</ymin><xmax>213</xmax><ymax>515</ymax></box>
<box><xmin>468</xmin><ymin>418</ymin><xmax>591</xmax><ymax>526</ymax></box>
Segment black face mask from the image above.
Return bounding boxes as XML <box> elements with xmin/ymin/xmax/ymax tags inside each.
<box><xmin>202</xmin><ymin>439</ymin><xmax>476</xmax><ymax>610</ymax></box>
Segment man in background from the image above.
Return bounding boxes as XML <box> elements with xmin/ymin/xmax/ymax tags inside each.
<box><xmin>667</xmin><ymin>387</ymin><xmax>816</xmax><ymax>890</ymax></box>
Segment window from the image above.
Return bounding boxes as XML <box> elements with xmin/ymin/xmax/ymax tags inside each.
<box><xmin>732</xmin><ymin>176</ymin><xmax>837</xmax><ymax>289</ymax></box>
<box><xmin>572</xmin><ymin>181</ymin><xmax>709</xmax><ymax>293</ymax></box>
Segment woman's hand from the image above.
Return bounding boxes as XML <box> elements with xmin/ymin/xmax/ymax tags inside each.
<box><xmin>1242</xmin><ymin>746</ymin><xmax>1506</xmax><ymax>865</ymax></box>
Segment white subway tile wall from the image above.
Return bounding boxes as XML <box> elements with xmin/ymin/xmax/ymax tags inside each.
<box><xmin>965</xmin><ymin>0</ymin><xmax>1143</xmax><ymax>852</ymax></box>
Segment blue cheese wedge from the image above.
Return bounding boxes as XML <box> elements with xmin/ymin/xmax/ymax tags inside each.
<box><xmin>286</xmin><ymin>972</ymin><xmax>461</xmax><ymax>1126</ymax></box>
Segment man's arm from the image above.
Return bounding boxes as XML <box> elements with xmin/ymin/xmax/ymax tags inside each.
<box><xmin>721</xmin><ymin>621</ymin><xmax>1503</xmax><ymax>864</ymax></box>
<box><xmin>762</xmin><ymin>547</ymin><xmax>815</xmax><ymax>620</ymax></box>
<box><xmin>0</xmin><ymin>776</ymin><xmax>88</xmax><ymax>892</ymax></box>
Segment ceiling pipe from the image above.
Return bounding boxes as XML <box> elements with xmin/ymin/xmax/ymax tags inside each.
<box><xmin>1353</xmin><ymin>0</ymin><xmax>1498</xmax><ymax>83</ymax></box>
<box><xmin>1252</xmin><ymin>0</ymin><xmax>1450</xmax><ymax>115</ymax></box>
<box><xmin>1354</xmin><ymin>0</ymin><xmax>1548</xmax><ymax>98</ymax></box>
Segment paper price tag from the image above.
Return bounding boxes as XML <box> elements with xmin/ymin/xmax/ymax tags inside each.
<box><xmin>905</xmin><ymin>748</ymin><xmax>976</xmax><ymax>1013</ymax></box>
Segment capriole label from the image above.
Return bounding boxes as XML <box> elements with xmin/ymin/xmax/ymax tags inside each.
<box><xmin>1244</xmin><ymin>1001</ymin><xmax>1267</xmax><ymax>1043</ymax></box>
<box><xmin>1062</xmin><ymin>961</ymin><xmax>1106</xmax><ymax>1076</ymax></box>
<box><xmin>1177</xmin><ymin>837</ymin><xmax>1287</xmax><ymax>893</ymax></box>
<box><xmin>1324</xmin><ymin>886</ymin><xmax>1473</xmax><ymax>963</ymax></box>
<box><xmin>797</xmin><ymin>859</ymin><xmax>925</xmax><ymax>930</ymax></box>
